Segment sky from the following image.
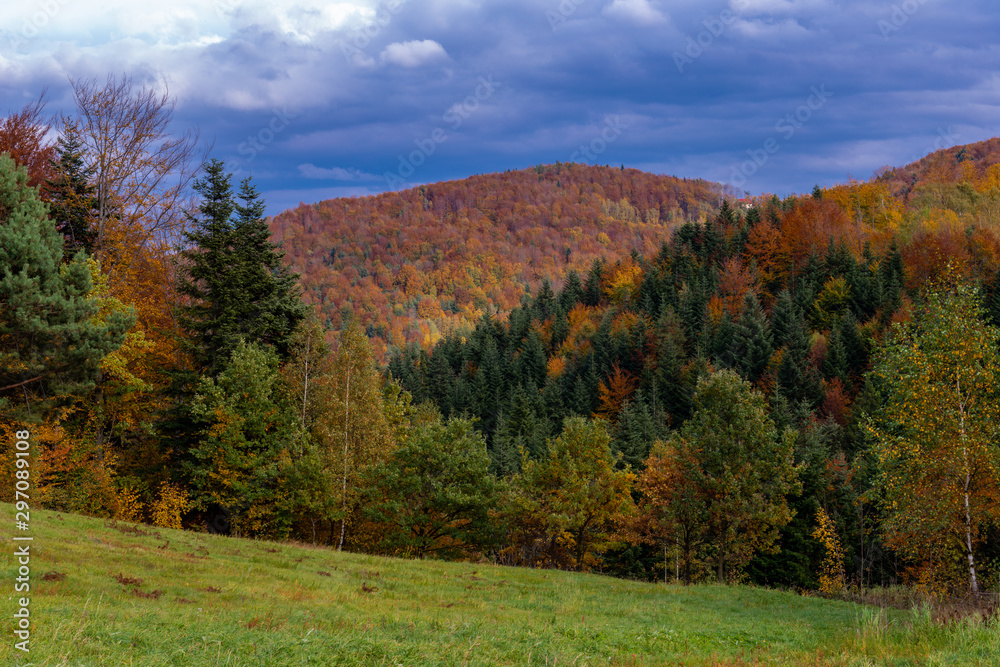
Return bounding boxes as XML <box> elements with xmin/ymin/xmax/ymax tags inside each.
<box><xmin>2</xmin><ymin>0</ymin><xmax>999</xmax><ymax>215</ymax></box>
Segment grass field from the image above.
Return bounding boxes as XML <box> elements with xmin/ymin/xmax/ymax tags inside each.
<box><xmin>2</xmin><ymin>504</ymin><xmax>998</xmax><ymax>665</ymax></box>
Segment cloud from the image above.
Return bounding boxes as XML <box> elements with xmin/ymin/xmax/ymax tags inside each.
<box><xmin>602</xmin><ymin>0</ymin><xmax>668</xmax><ymax>26</ymax></box>
<box><xmin>379</xmin><ymin>39</ymin><xmax>448</xmax><ymax>67</ymax></box>
<box><xmin>298</xmin><ymin>163</ymin><xmax>380</xmax><ymax>180</ymax></box>
<box><xmin>730</xmin><ymin>0</ymin><xmax>830</xmax><ymax>15</ymax></box>
<box><xmin>732</xmin><ymin>18</ymin><xmax>811</xmax><ymax>39</ymax></box>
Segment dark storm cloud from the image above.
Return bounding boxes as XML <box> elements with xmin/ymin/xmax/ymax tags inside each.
<box><xmin>1</xmin><ymin>0</ymin><xmax>998</xmax><ymax>213</ymax></box>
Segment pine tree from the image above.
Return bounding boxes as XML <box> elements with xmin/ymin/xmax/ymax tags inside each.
<box><xmin>822</xmin><ymin>323</ymin><xmax>850</xmax><ymax>389</ymax></box>
<box><xmin>177</xmin><ymin>160</ymin><xmax>307</xmax><ymax>375</ymax></box>
<box><xmin>0</xmin><ymin>153</ymin><xmax>132</xmax><ymax>414</ymax></box>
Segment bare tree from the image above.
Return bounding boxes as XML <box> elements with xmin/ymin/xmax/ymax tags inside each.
<box><xmin>69</xmin><ymin>73</ymin><xmax>203</xmax><ymax>277</ymax></box>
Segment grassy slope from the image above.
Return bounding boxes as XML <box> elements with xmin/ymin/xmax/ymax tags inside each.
<box><xmin>2</xmin><ymin>505</ymin><xmax>998</xmax><ymax>666</ymax></box>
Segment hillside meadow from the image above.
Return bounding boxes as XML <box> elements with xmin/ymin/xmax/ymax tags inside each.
<box><xmin>3</xmin><ymin>505</ymin><xmax>999</xmax><ymax>666</ymax></box>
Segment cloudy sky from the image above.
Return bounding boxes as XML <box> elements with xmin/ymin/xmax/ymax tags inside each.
<box><xmin>2</xmin><ymin>0</ymin><xmax>999</xmax><ymax>214</ymax></box>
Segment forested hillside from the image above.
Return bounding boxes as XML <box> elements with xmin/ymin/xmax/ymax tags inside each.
<box><xmin>3</xmin><ymin>82</ymin><xmax>1000</xmax><ymax>603</ymax></box>
<box><xmin>875</xmin><ymin>136</ymin><xmax>1000</xmax><ymax>202</ymax></box>
<box><xmin>270</xmin><ymin>164</ymin><xmax>722</xmax><ymax>359</ymax></box>
<box><xmin>388</xmin><ymin>150</ymin><xmax>1000</xmax><ymax>588</ymax></box>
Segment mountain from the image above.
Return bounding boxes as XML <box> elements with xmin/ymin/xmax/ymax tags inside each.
<box><xmin>270</xmin><ymin>163</ymin><xmax>724</xmax><ymax>359</ymax></box>
<box><xmin>874</xmin><ymin>136</ymin><xmax>1000</xmax><ymax>202</ymax></box>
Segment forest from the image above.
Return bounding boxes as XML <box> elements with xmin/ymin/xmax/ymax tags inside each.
<box><xmin>3</xmin><ymin>76</ymin><xmax>1000</xmax><ymax>599</ymax></box>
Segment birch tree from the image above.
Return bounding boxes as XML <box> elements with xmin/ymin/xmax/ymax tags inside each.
<box><xmin>865</xmin><ymin>280</ymin><xmax>1000</xmax><ymax>595</ymax></box>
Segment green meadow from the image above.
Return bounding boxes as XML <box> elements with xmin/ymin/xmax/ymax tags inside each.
<box><xmin>2</xmin><ymin>504</ymin><xmax>998</xmax><ymax>666</ymax></box>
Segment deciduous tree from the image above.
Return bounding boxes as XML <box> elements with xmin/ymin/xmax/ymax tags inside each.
<box><xmin>865</xmin><ymin>280</ymin><xmax>1000</xmax><ymax>595</ymax></box>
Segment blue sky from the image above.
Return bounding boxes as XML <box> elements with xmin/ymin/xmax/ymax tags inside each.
<box><xmin>2</xmin><ymin>0</ymin><xmax>999</xmax><ymax>214</ymax></box>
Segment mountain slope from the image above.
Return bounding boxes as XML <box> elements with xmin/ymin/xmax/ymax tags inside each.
<box><xmin>269</xmin><ymin>163</ymin><xmax>723</xmax><ymax>359</ymax></box>
<box><xmin>9</xmin><ymin>503</ymin><xmax>982</xmax><ymax>666</ymax></box>
<box><xmin>875</xmin><ymin>136</ymin><xmax>1000</xmax><ymax>201</ymax></box>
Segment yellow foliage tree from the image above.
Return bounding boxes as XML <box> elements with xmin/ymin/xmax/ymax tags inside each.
<box><xmin>865</xmin><ymin>278</ymin><xmax>1000</xmax><ymax>595</ymax></box>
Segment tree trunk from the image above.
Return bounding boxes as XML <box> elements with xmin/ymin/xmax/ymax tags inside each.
<box><xmin>957</xmin><ymin>376</ymin><xmax>979</xmax><ymax>596</ymax></box>
<box><xmin>338</xmin><ymin>364</ymin><xmax>351</xmax><ymax>552</ymax></box>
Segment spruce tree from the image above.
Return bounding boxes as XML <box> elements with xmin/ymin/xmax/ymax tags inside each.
<box><xmin>44</xmin><ymin>123</ymin><xmax>98</xmax><ymax>256</ymax></box>
<box><xmin>731</xmin><ymin>292</ymin><xmax>773</xmax><ymax>384</ymax></box>
<box><xmin>558</xmin><ymin>270</ymin><xmax>584</xmax><ymax>311</ymax></box>
<box><xmin>177</xmin><ymin>160</ymin><xmax>307</xmax><ymax>375</ymax></box>
<box><xmin>583</xmin><ymin>259</ymin><xmax>604</xmax><ymax>306</ymax></box>
<box><xmin>709</xmin><ymin>312</ymin><xmax>737</xmax><ymax>369</ymax></box>
<box><xmin>770</xmin><ymin>289</ymin><xmax>800</xmax><ymax>349</ymax></box>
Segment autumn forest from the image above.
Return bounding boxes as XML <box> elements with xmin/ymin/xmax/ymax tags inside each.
<box><xmin>4</xmin><ymin>76</ymin><xmax>1000</xmax><ymax>600</ymax></box>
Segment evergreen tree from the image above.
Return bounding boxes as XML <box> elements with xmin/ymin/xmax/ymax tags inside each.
<box><xmin>837</xmin><ymin>312</ymin><xmax>868</xmax><ymax>382</ymax></box>
<box><xmin>583</xmin><ymin>259</ymin><xmax>604</xmax><ymax>306</ymax></box>
<box><xmin>822</xmin><ymin>322</ymin><xmax>850</xmax><ymax>389</ymax></box>
<box><xmin>177</xmin><ymin>159</ymin><xmax>307</xmax><ymax>376</ymax></box>
<box><xmin>653</xmin><ymin>308</ymin><xmax>691</xmax><ymax>425</ymax></box>
<box><xmin>44</xmin><ymin>123</ymin><xmax>98</xmax><ymax>256</ymax></box>
<box><xmin>731</xmin><ymin>292</ymin><xmax>773</xmax><ymax>384</ymax></box>
<box><xmin>771</xmin><ymin>289</ymin><xmax>800</xmax><ymax>350</ymax></box>
<box><xmin>708</xmin><ymin>312</ymin><xmax>737</xmax><ymax>369</ymax></box>
<box><xmin>611</xmin><ymin>390</ymin><xmax>662</xmax><ymax>471</ymax></box>
<box><xmin>558</xmin><ymin>270</ymin><xmax>584</xmax><ymax>311</ymax></box>
<box><xmin>516</xmin><ymin>330</ymin><xmax>548</xmax><ymax>389</ymax></box>
<box><xmin>534</xmin><ymin>279</ymin><xmax>555</xmax><ymax>320</ymax></box>
<box><xmin>472</xmin><ymin>335</ymin><xmax>505</xmax><ymax>436</ymax></box>
<box><xmin>425</xmin><ymin>349</ymin><xmax>455</xmax><ymax>418</ymax></box>
<box><xmin>188</xmin><ymin>340</ymin><xmax>299</xmax><ymax>538</ymax></box>
<box><xmin>983</xmin><ymin>268</ymin><xmax>1000</xmax><ymax>328</ymax></box>
<box><xmin>777</xmin><ymin>311</ymin><xmax>820</xmax><ymax>406</ymax></box>
<box><xmin>548</xmin><ymin>306</ymin><xmax>569</xmax><ymax>353</ymax></box>
<box><xmin>0</xmin><ymin>153</ymin><xmax>131</xmax><ymax>415</ymax></box>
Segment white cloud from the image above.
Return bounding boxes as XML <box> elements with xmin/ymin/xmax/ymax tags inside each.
<box><xmin>603</xmin><ymin>0</ymin><xmax>668</xmax><ymax>26</ymax></box>
<box><xmin>732</xmin><ymin>17</ymin><xmax>811</xmax><ymax>39</ymax></box>
<box><xmin>379</xmin><ymin>39</ymin><xmax>448</xmax><ymax>67</ymax></box>
<box><xmin>298</xmin><ymin>163</ymin><xmax>380</xmax><ymax>180</ymax></box>
<box><xmin>730</xmin><ymin>0</ymin><xmax>830</xmax><ymax>15</ymax></box>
